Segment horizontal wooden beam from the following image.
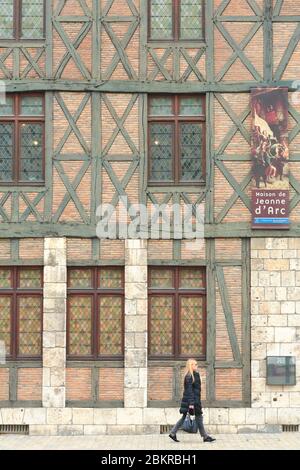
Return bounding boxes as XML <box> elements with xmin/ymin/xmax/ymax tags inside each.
<box><xmin>0</xmin><ymin>222</ymin><xmax>299</xmax><ymax>238</ymax></box>
<box><xmin>214</xmin><ymin>16</ymin><xmax>262</xmax><ymax>22</ymax></box>
<box><xmin>67</xmin><ymin>260</ymin><xmax>125</xmax><ymax>266</ymax></box>
<box><xmin>0</xmin><ymin>401</ymin><xmax>42</xmax><ymax>407</ymax></box>
<box><xmin>66</xmin><ymin>361</ymin><xmax>124</xmax><ymax>367</ymax></box>
<box><xmin>65</xmin><ymin>400</ymin><xmax>124</xmax><ymax>408</ymax></box>
<box><xmin>205</xmin><ymin>223</ymin><xmax>297</xmax><ymax>237</ymax></box>
<box><xmin>3</xmin><ymin>79</ymin><xmax>299</xmax><ymax>93</ymax></box>
<box><xmin>0</xmin><ymin>361</ymin><xmax>42</xmax><ymax>367</ymax></box>
<box><xmin>0</xmin><ymin>260</ymin><xmax>43</xmax><ymax>266</ymax></box>
<box><xmin>149</xmin><ymin>259</ymin><xmax>207</xmax><ymax>266</ymax></box>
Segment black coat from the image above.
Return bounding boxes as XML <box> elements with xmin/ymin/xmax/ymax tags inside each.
<box><xmin>179</xmin><ymin>371</ymin><xmax>202</xmax><ymax>415</ymax></box>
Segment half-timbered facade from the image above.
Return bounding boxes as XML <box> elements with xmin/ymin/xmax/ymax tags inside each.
<box><xmin>0</xmin><ymin>0</ymin><xmax>299</xmax><ymax>435</ymax></box>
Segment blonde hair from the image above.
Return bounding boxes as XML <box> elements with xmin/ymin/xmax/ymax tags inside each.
<box><xmin>184</xmin><ymin>358</ymin><xmax>197</xmax><ymax>383</ymax></box>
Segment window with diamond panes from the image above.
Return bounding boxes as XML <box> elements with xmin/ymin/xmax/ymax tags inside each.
<box><xmin>0</xmin><ymin>0</ymin><xmax>45</xmax><ymax>40</ymax></box>
<box><xmin>149</xmin><ymin>0</ymin><xmax>204</xmax><ymax>41</ymax></box>
<box><xmin>148</xmin><ymin>95</ymin><xmax>205</xmax><ymax>184</ymax></box>
<box><xmin>0</xmin><ymin>267</ymin><xmax>42</xmax><ymax>360</ymax></box>
<box><xmin>0</xmin><ymin>94</ymin><xmax>44</xmax><ymax>184</ymax></box>
<box><xmin>67</xmin><ymin>267</ymin><xmax>124</xmax><ymax>359</ymax></box>
<box><xmin>149</xmin><ymin>267</ymin><xmax>206</xmax><ymax>359</ymax></box>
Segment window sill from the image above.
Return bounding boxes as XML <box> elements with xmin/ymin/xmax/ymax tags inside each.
<box><xmin>147</xmin><ymin>183</ymin><xmax>206</xmax><ymax>192</ymax></box>
<box><xmin>0</xmin><ymin>39</ymin><xmax>45</xmax><ymax>47</ymax></box>
<box><xmin>0</xmin><ymin>184</ymin><xmax>46</xmax><ymax>192</ymax></box>
<box><xmin>147</xmin><ymin>40</ymin><xmax>206</xmax><ymax>48</ymax></box>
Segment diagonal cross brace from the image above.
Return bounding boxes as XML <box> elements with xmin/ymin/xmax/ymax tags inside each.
<box><xmin>102</xmin><ymin>94</ymin><xmax>139</xmax><ymax>157</ymax></box>
<box><xmin>215</xmin><ymin>21</ymin><xmax>263</xmax><ymax>81</ymax></box>
<box><xmin>214</xmin><ymin>97</ymin><xmax>251</xmax><ymax>156</ymax></box>
<box><xmin>53</xmin><ymin>19</ymin><xmax>92</xmax><ymax>79</ymax></box>
<box><xmin>101</xmin><ymin>17</ymin><xmax>139</xmax><ymax>80</ymax></box>
<box><xmin>52</xmin><ymin>160</ymin><xmax>90</xmax><ymax>223</ymax></box>
<box><xmin>54</xmin><ymin>92</ymin><xmax>91</xmax><ymax>157</ymax></box>
<box><xmin>20</xmin><ymin>47</ymin><xmax>45</xmax><ymax>78</ymax></box>
<box><xmin>148</xmin><ymin>47</ymin><xmax>173</xmax><ymax>81</ymax></box>
<box><xmin>180</xmin><ymin>48</ymin><xmax>205</xmax><ymax>82</ymax></box>
<box><xmin>0</xmin><ymin>48</ymin><xmax>13</xmax><ymax>79</ymax></box>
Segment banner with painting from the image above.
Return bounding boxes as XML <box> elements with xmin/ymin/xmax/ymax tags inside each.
<box><xmin>251</xmin><ymin>87</ymin><xmax>289</xmax><ymax>229</ymax></box>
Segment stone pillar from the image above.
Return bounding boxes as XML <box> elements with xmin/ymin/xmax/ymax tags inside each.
<box><xmin>124</xmin><ymin>239</ymin><xmax>148</xmax><ymax>408</ymax></box>
<box><xmin>42</xmin><ymin>238</ymin><xmax>67</xmax><ymax>408</ymax></box>
<box><xmin>251</xmin><ymin>238</ymin><xmax>300</xmax><ymax>423</ymax></box>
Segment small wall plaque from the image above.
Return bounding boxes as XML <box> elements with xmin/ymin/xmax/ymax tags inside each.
<box><xmin>266</xmin><ymin>356</ymin><xmax>296</xmax><ymax>385</ymax></box>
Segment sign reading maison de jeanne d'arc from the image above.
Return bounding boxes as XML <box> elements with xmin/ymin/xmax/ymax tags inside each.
<box><xmin>251</xmin><ymin>87</ymin><xmax>290</xmax><ymax>229</ymax></box>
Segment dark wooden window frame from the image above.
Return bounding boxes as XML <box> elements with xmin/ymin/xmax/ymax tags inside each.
<box><xmin>0</xmin><ymin>266</ymin><xmax>43</xmax><ymax>361</ymax></box>
<box><xmin>67</xmin><ymin>267</ymin><xmax>125</xmax><ymax>361</ymax></box>
<box><xmin>0</xmin><ymin>0</ymin><xmax>46</xmax><ymax>42</ymax></box>
<box><xmin>148</xmin><ymin>0</ymin><xmax>205</xmax><ymax>42</ymax></box>
<box><xmin>148</xmin><ymin>94</ymin><xmax>206</xmax><ymax>185</ymax></box>
<box><xmin>148</xmin><ymin>266</ymin><xmax>206</xmax><ymax>360</ymax></box>
<box><xmin>0</xmin><ymin>93</ymin><xmax>45</xmax><ymax>186</ymax></box>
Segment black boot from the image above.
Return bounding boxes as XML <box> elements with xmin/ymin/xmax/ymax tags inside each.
<box><xmin>203</xmin><ymin>435</ymin><xmax>216</xmax><ymax>442</ymax></box>
<box><xmin>169</xmin><ymin>433</ymin><xmax>180</xmax><ymax>442</ymax></box>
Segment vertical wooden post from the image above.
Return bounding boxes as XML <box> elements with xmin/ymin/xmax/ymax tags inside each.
<box><xmin>264</xmin><ymin>0</ymin><xmax>273</xmax><ymax>82</ymax></box>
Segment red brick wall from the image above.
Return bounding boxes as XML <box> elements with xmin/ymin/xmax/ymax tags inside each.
<box><xmin>19</xmin><ymin>239</ymin><xmax>44</xmax><ymax>260</ymax></box>
<box><xmin>0</xmin><ymin>240</ymin><xmax>11</xmax><ymax>259</ymax></box>
<box><xmin>0</xmin><ymin>369</ymin><xmax>9</xmax><ymax>401</ymax></box>
<box><xmin>17</xmin><ymin>368</ymin><xmax>42</xmax><ymax>401</ymax></box>
<box><xmin>148</xmin><ymin>367</ymin><xmax>173</xmax><ymax>401</ymax></box>
<box><xmin>67</xmin><ymin>238</ymin><xmax>92</xmax><ymax>261</ymax></box>
<box><xmin>66</xmin><ymin>368</ymin><xmax>92</xmax><ymax>401</ymax></box>
<box><xmin>215</xmin><ymin>368</ymin><xmax>243</xmax><ymax>401</ymax></box>
<box><xmin>99</xmin><ymin>368</ymin><xmax>124</xmax><ymax>401</ymax></box>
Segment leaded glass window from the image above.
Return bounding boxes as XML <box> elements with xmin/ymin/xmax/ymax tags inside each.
<box><xmin>150</xmin><ymin>0</ymin><xmax>173</xmax><ymax>40</ymax></box>
<box><xmin>0</xmin><ymin>94</ymin><xmax>45</xmax><ymax>185</ymax></box>
<box><xmin>0</xmin><ymin>0</ymin><xmax>45</xmax><ymax>40</ymax></box>
<box><xmin>20</xmin><ymin>123</ymin><xmax>43</xmax><ymax>182</ymax></box>
<box><xmin>150</xmin><ymin>296</ymin><xmax>173</xmax><ymax>356</ymax></box>
<box><xmin>180</xmin><ymin>123</ymin><xmax>202</xmax><ymax>181</ymax></box>
<box><xmin>148</xmin><ymin>95</ymin><xmax>205</xmax><ymax>184</ymax></box>
<box><xmin>0</xmin><ymin>267</ymin><xmax>43</xmax><ymax>360</ymax></box>
<box><xmin>180</xmin><ymin>96</ymin><xmax>203</xmax><ymax>116</ymax></box>
<box><xmin>149</xmin><ymin>266</ymin><xmax>206</xmax><ymax>359</ymax></box>
<box><xmin>68</xmin><ymin>296</ymin><xmax>93</xmax><ymax>356</ymax></box>
<box><xmin>18</xmin><ymin>296</ymin><xmax>42</xmax><ymax>356</ymax></box>
<box><xmin>0</xmin><ymin>296</ymin><xmax>11</xmax><ymax>355</ymax></box>
<box><xmin>19</xmin><ymin>268</ymin><xmax>42</xmax><ymax>288</ymax></box>
<box><xmin>67</xmin><ymin>267</ymin><xmax>124</xmax><ymax>359</ymax></box>
<box><xmin>21</xmin><ymin>0</ymin><xmax>44</xmax><ymax>39</ymax></box>
<box><xmin>149</xmin><ymin>0</ymin><xmax>204</xmax><ymax>41</ymax></box>
<box><xmin>0</xmin><ymin>123</ymin><xmax>13</xmax><ymax>181</ymax></box>
<box><xmin>0</xmin><ymin>1</ymin><xmax>14</xmax><ymax>39</ymax></box>
<box><xmin>180</xmin><ymin>296</ymin><xmax>204</xmax><ymax>355</ymax></box>
<box><xmin>149</xmin><ymin>123</ymin><xmax>173</xmax><ymax>181</ymax></box>
<box><xmin>0</xmin><ymin>268</ymin><xmax>11</xmax><ymax>288</ymax></box>
<box><xmin>20</xmin><ymin>96</ymin><xmax>43</xmax><ymax>115</ymax></box>
<box><xmin>180</xmin><ymin>0</ymin><xmax>203</xmax><ymax>40</ymax></box>
<box><xmin>150</xmin><ymin>268</ymin><xmax>173</xmax><ymax>288</ymax></box>
<box><xmin>99</xmin><ymin>296</ymin><xmax>123</xmax><ymax>355</ymax></box>
<box><xmin>99</xmin><ymin>268</ymin><xmax>123</xmax><ymax>289</ymax></box>
<box><xmin>69</xmin><ymin>269</ymin><xmax>93</xmax><ymax>289</ymax></box>
<box><xmin>149</xmin><ymin>97</ymin><xmax>173</xmax><ymax>116</ymax></box>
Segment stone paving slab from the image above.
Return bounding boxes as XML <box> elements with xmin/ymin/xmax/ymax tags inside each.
<box><xmin>0</xmin><ymin>433</ymin><xmax>299</xmax><ymax>450</ymax></box>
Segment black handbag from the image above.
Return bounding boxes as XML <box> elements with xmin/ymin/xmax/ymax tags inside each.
<box><xmin>182</xmin><ymin>413</ymin><xmax>198</xmax><ymax>433</ymax></box>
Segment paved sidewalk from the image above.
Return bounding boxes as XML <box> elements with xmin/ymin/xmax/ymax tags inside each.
<box><xmin>0</xmin><ymin>433</ymin><xmax>299</xmax><ymax>450</ymax></box>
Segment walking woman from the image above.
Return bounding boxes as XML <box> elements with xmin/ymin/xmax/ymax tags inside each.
<box><xmin>169</xmin><ymin>358</ymin><xmax>216</xmax><ymax>443</ymax></box>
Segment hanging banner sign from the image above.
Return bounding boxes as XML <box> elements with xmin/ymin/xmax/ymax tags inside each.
<box><xmin>251</xmin><ymin>87</ymin><xmax>289</xmax><ymax>229</ymax></box>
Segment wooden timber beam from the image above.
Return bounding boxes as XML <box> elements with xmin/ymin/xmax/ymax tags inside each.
<box><xmin>3</xmin><ymin>80</ymin><xmax>300</xmax><ymax>93</ymax></box>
